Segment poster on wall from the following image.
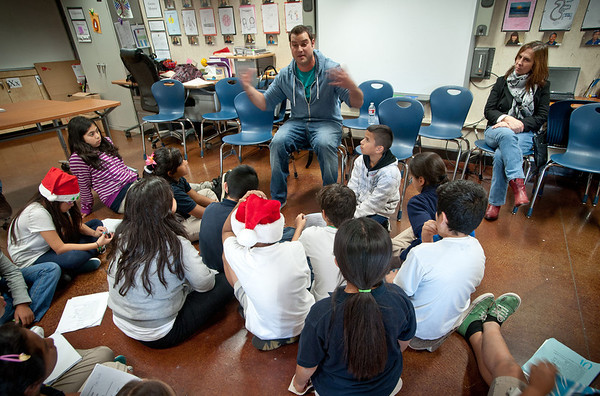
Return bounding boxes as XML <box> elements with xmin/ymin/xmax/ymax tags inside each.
<box><xmin>148</xmin><ymin>20</ymin><xmax>166</xmax><ymax>31</ymax></box>
<box><xmin>114</xmin><ymin>20</ymin><xmax>137</xmax><ymax>48</ymax></box>
<box><xmin>540</xmin><ymin>0</ymin><xmax>580</xmax><ymax>31</ymax></box>
<box><xmin>218</xmin><ymin>6</ymin><xmax>236</xmax><ymax>35</ymax></box>
<box><xmin>582</xmin><ymin>0</ymin><xmax>600</xmax><ymax>29</ymax></box>
<box><xmin>239</xmin><ymin>5</ymin><xmax>258</xmax><ymax>34</ymax></box>
<box><xmin>114</xmin><ymin>0</ymin><xmax>134</xmax><ymax>19</ymax></box>
<box><xmin>143</xmin><ymin>0</ymin><xmax>162</xmax><ymax>18</ymax></box>
<box><xmin>284</xmin><ymin>2</ymin><xmax>303</xmax><ymax>32</ymax></box>
<box><xmin>200</xmin><ymin>8</ymin><xmax>218</xmax><ymax>35</ymax></box>
<box><xmin>261</xmin><ymin>3</ymin><xmax>280</xmax><ymax>34</ymax></box>
<box><xmin>502</xmin><ymin>0</ymin><xmax>537</xmax><ymax>31</ymax></box>
<box><xmin>151</xmin><ymin>31</ymin><xmax>170</xmax><ymax>49</ymax></box>
<box><xmin>182</xmin><ymin>9</ymin><xmax>199</xmax><ymax>35</ymax></box>
<box><xmin>72</xmin><ymin>20</ymin><xmax>92</xmax><ymax>42</ymax></box>
<box><xmin>165</xmin><ymin>10</ymin><xmax>182</xmax><ymax>35</ymax></box>
<box><xmin>67</xmin><ymin>7</ymin><xmax>86</xmax><ymax>20</ymax></box>
<box><xmin>132</xmin><ymin>24</ymin><xmax>151</xmax><ymax>48</ymax></box>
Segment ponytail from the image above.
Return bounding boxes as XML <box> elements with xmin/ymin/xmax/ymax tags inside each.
<box><xmin>333</xmin><ymin>218</ymin><xmax>392</xmax><ymax>380</ymax></box>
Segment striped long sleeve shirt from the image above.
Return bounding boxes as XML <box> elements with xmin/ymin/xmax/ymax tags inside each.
<box><xmin>68</xmin><ymin>140</ymin><xmax>137</xmax><ymax>215</ymax></box>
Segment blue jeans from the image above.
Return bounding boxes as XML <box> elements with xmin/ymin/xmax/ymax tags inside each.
<box><xmin>34</xmin><ymin>219</ymin><xmax>103</xmax><ymax>273</ymax></box>
<box><xmin>270</xmin><ymin>119</ymin><xmax>342</xmax><ymax>203</ymax></box>
<box><xmin>0</xmin><ymin>262</ymin><xmax>61</xmax><ymax>324</ymax></box>
<box><xmin>484</xmin><ymin>127</ymin><xmax>533</xmax><ymax>206</ymax></box>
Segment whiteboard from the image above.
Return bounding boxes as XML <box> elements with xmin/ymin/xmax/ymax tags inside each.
<box><xmin>316</xmin><ymin>0</ymin><xmax>478</xmax><ymax>95</ymax></box>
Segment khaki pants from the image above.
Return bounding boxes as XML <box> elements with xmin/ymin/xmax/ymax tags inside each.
<box><xmin>391</xmin><ymin>227</ymin><xmax>416</xmax><ymax>257</ymax></box>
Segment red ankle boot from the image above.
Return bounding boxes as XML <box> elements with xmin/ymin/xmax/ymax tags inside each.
<box><xmin>484</xmin><ymin>204</ymin><xmax>501</xmax><ymax>221</ymax></box>
<box><xmin>509</xmin><ymin>178</ymin><xmax>529</xmax><ymax>207</ymax></box>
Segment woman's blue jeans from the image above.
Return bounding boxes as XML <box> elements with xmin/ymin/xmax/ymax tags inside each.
<box><xmin>484</xmin><ymin>126</ymin><xmax>533</xmax><ymax>206</ymax></box>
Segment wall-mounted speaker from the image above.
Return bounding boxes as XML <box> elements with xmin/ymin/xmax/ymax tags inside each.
<box><xmin>473</xmin><ymin>0</ymin><xmax>495</xmax><ymax>36</ymax></box>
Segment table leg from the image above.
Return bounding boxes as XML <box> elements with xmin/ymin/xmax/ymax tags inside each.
<box><xmin>50</xmin><ymin>121</ymin><xmax>70</xmax><ymax>160</ymax></box>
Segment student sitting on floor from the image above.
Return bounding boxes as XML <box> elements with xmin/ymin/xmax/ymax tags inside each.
<box><xmin>222</xmin><ymin>192</ymin><xmax>314</xmax><ymax>351</ymax></box>
<box><xmin>348</xmin><ymin>124</ymin><xmax>401</xmax><ymax>229</ymax></box>
<box><xmin>292</xmin><ymin>183</ymin><xmax>356</xmax><ymax>302</ymax></box>
<box><xmin>67</xmin><ymin>116</ymin><xmax>138</xmax><ymax>216</ymax></box>
<box><xmin>8</xmin><ymin>168</ymin><xmax>111</xmax><ymax>278</ymax></box>
<box><xmin>391</xmin><ymin>152</ymin><xmax>449</xmax><ymax>260</ymax></box>
<box><xmin>199</xmin><ymin>165</ymin><xmax>259</xmax><ymax>272</ymax></box>
<box><xmin>0</xmin><ymin>322</ymin><xmax>130</xmax><ymax>396</ymax></box>
<box><xmin>0</xmin><ymin>250</ymin><xmax>60</xmax><ymax>326</ymax></box>
<box><xmin>390</xmin><ymin>180</ymin><xmax>488</xmax><ymax>352</ymax></box>
<box><xmin>116</xmin><ymin>379</ymin><xmax>177</xmax><ymax>396</ymax></box>
<box><xmin>290</xmin><ymin>218</ymin><xmax>416</xmax><ymax>396</ymax></box>
<box><xmin>456</xmin><ymin>292</ymin><xmax>558</xmax><ymax>395</ymax></box>
<box><xmin>107</xmin><ymin>177</ymin><xmax>232</xmax><ymax>349</ymax></box>
<box><xmin>144</xmin><ymin>147</ymin><xmax>218</xmax><ymax>242</ymax></box>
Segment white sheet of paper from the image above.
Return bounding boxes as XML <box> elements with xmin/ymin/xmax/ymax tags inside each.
<box><xmin>304</xmin><ymin>212</ymin><xmax>327</xmax><ymax>228</ymax></box>
<box><xmin>45</xmin><ymin>333</ymin><xmax>82</xmax><ymax>385</ymax></box>
<box><xmin>81</xmin><ymin>364</ymin><xmax>140</xmax><ymax>396</ymax></box>
<box><xmin>101</xmin><ymin>218</ymin><xmax>123</xmax><ymax>234</ymax></box>
<box><xmin>261</xmin><ymin>3</ymin><xmax>280</xmax><ymax>34</ymax></box>
<box><xmin>151</xmin><ymin>31</ymin><xmax>169</xmax><ymax>50</ymax></box>
<box><xmin>114</xmin><ymin>21</ymin><xmax>137</xmax><ymax>49</ymax></box>
<box><xmin>56</xmin><ymin>292</ymin><xmax>109</xmax><ymax>334</ymax></box>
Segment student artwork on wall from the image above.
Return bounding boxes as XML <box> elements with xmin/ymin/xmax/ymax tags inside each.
<box><xmin>165</xmin><ymin>10</ymin><xmax>182</xmax><ymax>35</ymax></box>
<box><xmin>582</xmin><ymin>0</ymin><xmax>600</xmax><ymax>29</ymax></box>
<box><xmin>261</xmin><ymin>3</ymin><xmax>280</xmax><ymax>34</ymax></box>
<box><xmin>540</xmin><ymin>0</ymin><xmax>579</xmax><ymax>31</ymax></box>
<box><xmin>143</xmin><ymin>0</ymin><xmax>162</xmax><ymax>18</ymax></box>
<box><xmin>218</xmin><ymin>6</ymin><xmax>236</xmax><ymax>35</ymax></box>
<box><xmin>200</xmin><ymin>8</ymin><xmax>218</xmax><ymax>36</ymax></box>
<box><xmin>72</xmin><ymin>20</ymin><xmax>92</xmax><ymax>42</ymax></box>
<box><xmin>240</xmin><ymin>5</ymin><xmax>258</xmax><ymax>34</ymax></box>
<box><xmin>543</xmin><ymin>31</ymin><xmax>563</xmax><ymax>46</ymax></box>
<box><xmin>148</xmin><ymin>20</ymin><xmax>166</xmax><ymax>31</ymax></box>
<box><xmin>90</xmin><ymin>10</ymin><xmax>101</xmax><ymax>33</ymax></box>
<box><xmin>502</xmin><ymin>0</ymin><xmax>537</xmax><ymax>31</ymax></box>
<box><xmin>582</xmin><ymin>29</ymin><xmax>600</xmax><ymax>45</ymax></box>
<box><xmin>132</xmin><ymin>24</ymin><xmax>151</xmax><ymax>47</ymax></box>
<box><xmin>182</xmin><ymin>9</ymin><xmax>199</xmax><ymax>36</ymax></box>
<box><xmin>115</xmin><ymin>20</ymin><xmax>137</xmax><ymax>48</ymax></box>
<box><xmin>151</xmin><ymin>31</ymin><xmax>169</xmax><ymax>50</ymax></box>
<box><xmin>284</xmin><ymin>1</ymin><xmax>303</xmax><ymax>32</ymax></box>
<box><xmin>113</xmin><ymin>0</ymin><xmax>133</xmax><ymax>19</ymax></box>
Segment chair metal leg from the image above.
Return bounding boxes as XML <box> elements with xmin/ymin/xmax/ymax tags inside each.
<box><xmin>337</xmin><ymin>146</ymin><xmax>347</xmax><ymax>183</ymax></box>
<box><xmin>238</xmin><ymin>145</ymin><xmax>242</xmax><ymax>163</ymax></box>
<box><xmin>219</xmin><ymin>142</ymin><xmax>227</xmax><ymax>178</ymax></box>
<box><xmin>200</xmin><ymin>119</ymin><xmax>206</xmax><ymax>157</ymax></box>
<box><xmin>462</xmin><ymin>148</ymin><xmax>473</xmax><ymax>179</ymax></box>
<box><xmin>593</xmin><ymin>177</ymin><xmax>599</xmax><ymax>206</ymax></box>
<box><xmin>397</xmin><ymin>162</ymin><xmax>409</xmax><ymax>221</ymax></box>
<box><xmin>527</xmin><ymin>161</ymin><xmax>554</xmax><ymax>218</ymax></box>
<box><xmin>583</xmin><ymin>173</ymin><xmax>592</xmax><ymax>204</ymax></box>
<box><xmin>452</xmin><ymin>139</ymin><xmax>463</xmax><ymax>181</ymax></box>
<box><xmin>141</xmin><ymin>121</ymin><xmax>148</xmax><ymax>159</ymax></box>
<box><xmin>290</xmin><ymin>153</ymin><xmax>298</xmax><ymax>178</ymax></box>
<box><xmin>178</xmin><ymin>121</ymin><xmax>188</xmax><ymax>160</ymax></box>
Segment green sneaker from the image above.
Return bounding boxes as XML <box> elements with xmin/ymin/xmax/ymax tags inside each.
<box><xmin>488</xmin><ymin>293</ymin><xmax>521</xmax><ymax>323</ymax></box>
<box><xmin>456</xmin><ymin>293</ymin><xmax>495</xmax><ymax>337</ymax></box>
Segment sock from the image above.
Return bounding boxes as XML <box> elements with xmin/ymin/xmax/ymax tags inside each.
<box><xmin>464</xmin><ymin>320</ymin><xmax>484</xmax><ymax>341</ymax></box>
<box><xmin>484</xmin><ymin>314</ymin><xmax>502</xmax><ymax>326</ymax></box>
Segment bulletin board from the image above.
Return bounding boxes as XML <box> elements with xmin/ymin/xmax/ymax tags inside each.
<box><xmin>316</xmin><ymin>0</ymin><xmax>478</xmax><ymax>95</ymax></box>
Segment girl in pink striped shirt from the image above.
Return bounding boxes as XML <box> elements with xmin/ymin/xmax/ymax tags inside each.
<box><xmin>68</xmin><ymin>117</ymin><xmax>138</xmax><ymax>216</ymax></box>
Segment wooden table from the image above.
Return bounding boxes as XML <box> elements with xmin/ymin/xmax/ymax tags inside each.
<box><xmin>112</xmin><ymin>78</ymin><xmax>216</xmax><ymax>90</ymax></box>
<box><xmin>0</xmin><ymin>99</ymin><xmax>120</xmax><ymax>159</ymax></box>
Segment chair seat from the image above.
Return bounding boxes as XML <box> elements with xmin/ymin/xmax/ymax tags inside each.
<box><xmin>222</xmin><ymin>131</ymin><xmax>272</xmax><ymax>145</ymax></box>
<box><xmin>419</xmin><ymin>125</ymin><xmax>464</xmax><ymax>140</ymax></box>
<box><xmin>143</xmin><ymin>111</ymin><xmax>185</xmax><ymax>122</ymax></box>
<box><xmin>343</xmin><ymin>116</ymin><xmax>377</xmax><ymax>130</ymax></box>
<box><xmin>202</xmin><ymin>110</ymin><xmax>238</xmax><ymax>121</ymax></box>
<box><xmin>474</xmin><ymin>139</ymin><xmax>534</xmax><ymax>156</ymax></box>
<box><xmin>551</xmin><ymin>152</ymin><xmax>600</xmax><ymax>174</ymax></box>
<box><xmin>390</xmin><ymin>144</ymin><xmax>415</xmax><ymax>161</ymax></box>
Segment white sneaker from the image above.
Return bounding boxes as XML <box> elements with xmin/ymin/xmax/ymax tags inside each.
<box><xmin>30</xmin><ymin>326</ymin><xmax>45</xmax><ymax>338</ymax></box>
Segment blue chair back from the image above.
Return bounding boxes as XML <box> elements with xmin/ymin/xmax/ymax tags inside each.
<box><xmin>566</xmin><ymin>103</ymin><xmax>600</xmax><ymax>158</ymax></box>
<box><xmin>547</xmin><ymin>99</ymin><xmax>596</xmax><ymax>147</ymax></box>
<box><xmin>215</xmin><ymin>78</ymin><xmax>244</xmax><ymax>113</ymax></box>
<box><xmin>234</xmin><ymin>92</ymin><xmax>275</xmax><ymax>134</ymax></box>
<box><xmin>429</xmin><ymin>85</ymin><xmax>473</xmax><ymax>130</ymax></box>
<box><xmin>151</xmin><ymin>79</ymin><xmax>186</xmax><ymax>117</ymax></box>
<box><xmin>357</xmin><ymin>80</ymin><xmax>394</xmax><ymax>117</ymax></box>
<box><xmin>378</xmin><ymin>97</ymin><xmax>424</xmax><ymax>161</ymax></box>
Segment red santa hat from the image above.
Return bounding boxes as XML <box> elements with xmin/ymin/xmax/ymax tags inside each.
<box><xmin>231</xmin><ymin>194</ymin><xmax>284</xmax><ymax>247</ymax></box>
<box><xmin>38</xmin><ymin>167</ymin><xmax>80</xmax><ymax>202</ymax></box>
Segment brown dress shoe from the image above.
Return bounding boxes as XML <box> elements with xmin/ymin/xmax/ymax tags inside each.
<box><xmin>509</xmin><ymin>178</ymin><xmax>529</xmax><ymax>207</ymax></box>
<box><xmin>484</xmin><ymin>204</ymin><xmax>501</xmax><ymax>221</ymax></box>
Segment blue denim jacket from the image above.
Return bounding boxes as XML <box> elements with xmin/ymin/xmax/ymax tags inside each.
<box><xmin>263</xmin><ymin>50</ymin><xmax>351</xmax><ymax>124</ymax></box>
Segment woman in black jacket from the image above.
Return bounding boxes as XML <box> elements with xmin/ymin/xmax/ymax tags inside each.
<box><xmin>483</xmin><ymin>41</ymin><xmax>549</xmax><ymax>221</ymax></box>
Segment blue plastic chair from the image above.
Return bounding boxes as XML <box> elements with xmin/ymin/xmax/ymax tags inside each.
<box><xmin>353</xmin><ymin>97</ymin><xmax>424</xmax><ymax>220</ymax></box>
<box><xmin>546</xmin><ymin>99</ymin><xmax>596</xmax><ymax>148</ymax></box>
<box><xmin>142</xmin><ymin>79</ymin><xmax>198</xmax><ymax>160</ymax></box>
<box><xmin>200</xmin><ymin>78</ymin><xmax>244</xmax><ymax>157</ymax></box>
<box><xmin>219</xmin><ymin>92</ymin><xmax>274</xmax><ymax>177</ymax></box>
<box><xmin>527</xmin><ymin>103</ymin><xmax>600</xmax><ymax>217</ymax></box>
<box><xmin>472</xmin><ymin>139</ymin><xmax>534</xmax><ymax>215</ymax></box>
<box><xmin>342</xmin><ymin>80</ymin><xmax>393</xmax><ymax>149</ymax></box>
<box><xmin>418</xmin><ymin>85</ymin><xmax>473</xmax><ymax>180</ymax></box>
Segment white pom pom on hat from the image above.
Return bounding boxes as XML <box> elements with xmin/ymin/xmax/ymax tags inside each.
<box><xmin>231</xmin><ymin>194</ymin><xmax>284</xmax><ymax>247</ymax></box>
<box><xmin>38</xmin><ymin>167</ymin><xmax>80</xmax><ymax>202</ymax></box>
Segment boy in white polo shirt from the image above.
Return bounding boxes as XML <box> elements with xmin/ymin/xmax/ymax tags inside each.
<box><xmin>222</xmin><ymin>191</ymin><xmax>314</xmax><ymax>351</ymax></box>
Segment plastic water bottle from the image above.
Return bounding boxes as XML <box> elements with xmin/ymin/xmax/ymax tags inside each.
<box><xmin>368</xmin><ymin>102</ymin><xmax>376</xmax><ymax>125</ymax></box>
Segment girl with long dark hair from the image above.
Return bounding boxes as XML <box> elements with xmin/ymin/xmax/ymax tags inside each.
<box><xmin>67</xmin><ymin>116</ymin><xmax>138</xmax><ymax>216</ymax></box>
<box><xmin>107</xmin><ymin>177</ymin><xmax>231</xmax><ymax>349</ymax></box>
<box><xmin>291</xmin><ymin>218</ymin><xmax>416</xmax><ymax>395</ymax></box>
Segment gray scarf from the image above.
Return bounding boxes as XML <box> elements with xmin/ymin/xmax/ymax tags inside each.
<box><xmin>506</xmin><ymin>71</ymin><xmax>536</xmax><ymax>119</ymax></box>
